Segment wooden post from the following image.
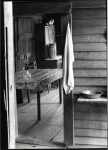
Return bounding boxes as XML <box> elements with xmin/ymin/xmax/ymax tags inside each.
<box><xmin>1</xmin><ymin>1</ymin><xmax>8</xmax><ymax>149</ymax></box>
<box><xmin>37</xmin><ymin>91</ymin><xmax>41</xmax><ymax>121</ymax></box>
<box><xmin>4</xmin><ymin>1</ymin><xmax>18</xmax><ymax>149</ymax></box>
<box><xmin>63</xmin><ymin>2</ymin><xmax>74</xmax><ymax>147</ymax></box>
<box><xmin>63</xmin><ymin>91</ymin><xmax>74</xmax><ymax>146</ymax></box>
<box><xmin>58</xmin><ymin>79</ymin><xmax>63</xmax><ymax>104</ymax></box>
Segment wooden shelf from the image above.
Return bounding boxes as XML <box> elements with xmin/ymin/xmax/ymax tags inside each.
<box><xmin>78</xmin><ymin>97</ymin><xmax>107</xmax><ymax>103</ymax></box>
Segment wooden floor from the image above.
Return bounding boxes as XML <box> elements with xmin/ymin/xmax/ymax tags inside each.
<box><xmin>16</xmin><ymin>88</ymin><xmax>107</xmax><ymax>149</ymax></box>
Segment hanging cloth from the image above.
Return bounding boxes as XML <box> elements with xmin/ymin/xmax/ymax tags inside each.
<box><xmin>63</xmin><ymin>23</ymin><xmax>74</xmax><ymax>95</ymax></box>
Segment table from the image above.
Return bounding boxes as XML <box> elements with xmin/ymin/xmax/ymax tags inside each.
<box><xmin>15</xmin><ymin>69</ymin><xmax>63</xmax><ymax>121</ymax></box>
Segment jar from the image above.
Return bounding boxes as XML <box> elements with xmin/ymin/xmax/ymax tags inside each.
<box><xmin>48</xmin><ymin>43</ymin><xmax>56</xmax><ymax>58</ymax></box>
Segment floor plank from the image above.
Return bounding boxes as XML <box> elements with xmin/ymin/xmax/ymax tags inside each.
<box><xmin>16</xmin><ymin>135</ymin><xmax>64</xmax><ymax>148</ymax></box>
<box><xmin>17</xmin><ymin>88</ymin><xmax>107</xmax><ymax>148</ymax></box>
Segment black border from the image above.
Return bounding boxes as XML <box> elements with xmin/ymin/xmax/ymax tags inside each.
<box><xmin>0</xmin><ymin>0</ymin><xmax>108</xmax><ymax>150</ymax></box>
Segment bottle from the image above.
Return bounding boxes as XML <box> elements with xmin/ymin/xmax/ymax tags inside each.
<box><xmin>23</xmin><ymin>65</ymin><xmax>31</xmax><ymax>82</ymax></box>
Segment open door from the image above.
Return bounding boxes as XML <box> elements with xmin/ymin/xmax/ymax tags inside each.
<box><xmin>3</xmin><ymin>1</ymin><xmax>18</xmax><ymax>149</ymax></box>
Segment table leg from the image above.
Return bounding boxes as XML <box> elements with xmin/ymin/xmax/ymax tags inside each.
<box><xmin>27</xmin><ymin>89</ymin><xmax>30</xmax><ymax>103</ymax></box>
<box><xmin>58</xmin><ymin>79</ymin><xmax>63</xmax><ymax>104</ymax></box>
<box><xmin>37</xmin><ymin>91</ymin><xmax>41</xmax><ymax>121</ymax></box>
<box><xmin>16</xmin><ymin>89</ymin><xmax>23</xmax><ymax>104</ymax></box>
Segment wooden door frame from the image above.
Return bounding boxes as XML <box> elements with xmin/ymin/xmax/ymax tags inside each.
<box><xmin>3</xmin><ymin>1</ymin><xmax>74</xmax><ymax>148</ymax></box>
<box><xmin>1</xmin><ymin>1</ymin><xmax>8</xmax><ymax>149</ymax></box>
<box><xmin>3</xmin><ymin>1</ymin><xmax>18</xmax><ymax>149</ymax></box>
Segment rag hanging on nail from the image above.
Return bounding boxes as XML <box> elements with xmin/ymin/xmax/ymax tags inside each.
<box><xmin>63</xmin><ymin>23</ymin><xmax>74</xmax><ymax>95</ymax></box>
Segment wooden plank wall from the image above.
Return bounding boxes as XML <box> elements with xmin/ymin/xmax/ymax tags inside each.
<box><xmin>13</xmin><ymin>0</ymin><xmax>107</xmax><ymax>93</ymax></box>
<box><xmin>60</xmin><ymin>0</ymin><xmax>107</xmax><ymax>93</ymax></box>
<box><xmin>14</xmin><ymin>17</ymin><xmax>36</xmax><ymax>71</ymax></box>
<box><xmin>71</xmin><ymin>0</ymin><xmax>107</xmax><ymax>93</ymax></box>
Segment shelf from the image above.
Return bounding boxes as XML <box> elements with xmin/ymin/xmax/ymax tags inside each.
<box><xmin>78</xmin><ymin>97</ymin><xmax>107</xmax><ymax>103</ymax></box>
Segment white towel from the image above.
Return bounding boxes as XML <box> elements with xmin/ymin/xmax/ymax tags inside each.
<box><xmin>63</xmin><ymin>23</ymin><xmax>74</xmax><ymax>95</ymax></box>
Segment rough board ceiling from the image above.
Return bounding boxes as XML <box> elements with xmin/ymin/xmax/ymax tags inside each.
<box><xmin>13</xmin><ymin>2</ymin><xmax>71</xmax><ymax>16</ymax></box>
